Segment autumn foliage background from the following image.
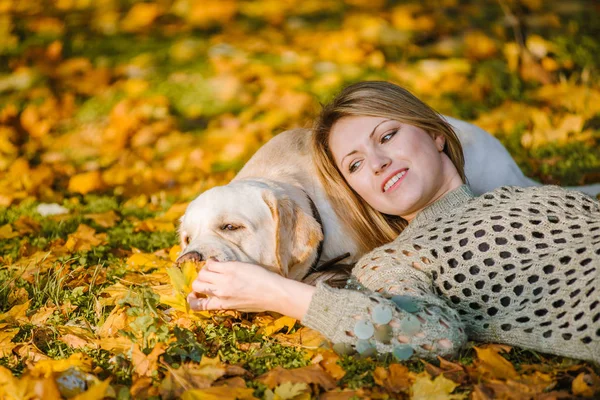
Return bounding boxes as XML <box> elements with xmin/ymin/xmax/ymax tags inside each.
<box><xmin>0</xmin><ymin>0</ymin><xmax>599</xmax><ymax>398</ymax></box>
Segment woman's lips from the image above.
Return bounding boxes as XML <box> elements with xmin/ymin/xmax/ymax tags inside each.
<box><xmin>382</xmin><ymin>169</ymin><xmax>409</xmax><ymax>193</ymax></box>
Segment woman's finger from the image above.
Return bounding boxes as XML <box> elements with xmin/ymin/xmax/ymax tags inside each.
<box><xmin>188</xmin><ymin>293</ymin><xmax>225</xmax><ymax>311</ymax></box>
<box><xmin>195</xmin><ymin>268</ymin><xmax>224</xmax><ymax>285</ymax></box>
<box><xmin>191</xmin><ymin>279</ymin><xmax>218</xmax><ymax>295</ymax></box>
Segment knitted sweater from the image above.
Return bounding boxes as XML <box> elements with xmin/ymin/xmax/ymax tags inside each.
<box><xmin>302</xmin><ymin>185</ymin><xmax>600</xmax><ymax>363</ymax></box>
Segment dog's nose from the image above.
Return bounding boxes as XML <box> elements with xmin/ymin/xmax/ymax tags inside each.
<box><xmin>177</xmin><ymin>251</ymin><xmax>204</xmax><ymax>263</ymax></box>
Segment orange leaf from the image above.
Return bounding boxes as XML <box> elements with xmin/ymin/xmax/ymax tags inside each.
<box><xmin>84</xmin><ymin>210</ymin><xmax>120</xmax><ymax>228</ymax></box>
<box><xmin>68</xmin><ymin>171</ymin><xmax>104</xmax><ymax>195</ymax></box>
<box><xmin>132</xmin><ymin>343</ymin><xmax>166</xmax><ymax>377</ymax></box>
<box><xmin>257</xmin><ymin>365</ymin><xmax>336</xmax><ymax>390</ymax></box>
<box><xmin>473</xmin><ymin>346</ymin><xmax>517</xmax><ymax>380</ymax></box>
<box><xmin>572</xmin><ymin>371</ymin><xmax>600</xmax><ymax>397</ymax></box>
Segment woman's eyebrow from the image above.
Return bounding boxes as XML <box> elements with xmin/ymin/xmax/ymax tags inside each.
<box><xmin>341</xmin><ymin>119</ymin><xmax>392</xmax><ymax>165</ymax></box>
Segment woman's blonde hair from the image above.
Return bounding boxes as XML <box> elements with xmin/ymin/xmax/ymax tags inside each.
<box><xmin>312</xmin><ymin>81</ymin><xmax>466</xmax><ymax>253</ymax></box>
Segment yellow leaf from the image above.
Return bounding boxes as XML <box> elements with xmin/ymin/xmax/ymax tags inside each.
<box><xmin>121</xmin><ymin>3</ymin><xmax>161</xmax><ymax>32</ymax></box>
<box><xmin>132</xmin><ymin>343</ymin><xmax>166</xmax><ymax>377</ymax></box>
<box><xmin>181</xmin><ymin>386</ymin><xmax>258</xmax><ymax>400</ymax></box>
<box><xmin>71</xmin><ymin>378</ymin><xmax>111</xmax><ymax>400</ymax></box>
<box><xmin>65</xmin><ymin>224</ymin><xmax>107</xmax><ymax>252</ymax></box>
<box><xmin>29</xmin><ymin>306</ymin><xmax>56</xmax><ymax>325</ymax></box>
<box><xmin>0</xmin><ymin>301</ymin><xmax>30</xmax><ymax>325</ymax></box>
<box><xmin>0</xmin><ymin>328</ymin><xmax>19</xmax><ymax>357</ymax></box>
<box><xmin>0</xmin><ymin>224</ymin><xmax>19</xmax><ymax>239</ymax></box>
<box><xmin>126</xmin><ymin>252</ymin><xmax>171</xmax><ymax>272</ymax></box>
<box><xmin>134</xmin><ymin>218</ymin><xmax>175</xmax><ymax>232</ymax></box>
<box><xmin>169</xmin><ymin>245</ymin><xmax>182</xmax><ymax>262</ymax></box>
<box><xmin>30</xmin><ymin>353</ymin><xmax>93</xmax><ymax>378</ymax></box>
<box><xmin>411</xmin><ymin>372</ymin><xmax>464</xmax><ymax>400</ymax></box>
<box><xmin>273</xmin><ymin>327</ymin><xmax>326</xmax><ymax>349</ymax></box>
<box><xmin>572</xmin><ymin>371</ymin><xmax>600</xmax><ymax>397</ymax></box>
<box><xmin>84</xmin><ymin>210</ymin><xmax>120</xmax><ymax>228</ymax></box>
<box><xmin>94</xmin><ymin>337</ymin><xmax>133</xmax><ymax>354</ymax></box>
<box><xmin>473</xmin><ymin>346</ymin><xmax>517</xmax><ymax>380</ymax></box>
<box><xmin>316</xmin><ymin>350</ymin><xmax>346</xmax><ymax>380</ymax></box>
<box><xmin>97</xmin><ymin>307</ymin><xmax>129</xmax><ymax>338</ymax></box>
<box><xmin>261</xmin><ymin>316</ymin><xmax>297</xmax><ymax>336</ymax></box>
<box><xmin>258</xmin><ymin>365</ymin><xmax>336</xmax><ymax>390</ymax></box>
<box><xmin>272</xmin><ymin>382</ymin><xmax>310</xmax><ymax>400</ymax></box>
<box><xmin>68</xmin><ymin>171</ymin><xmax>104</xmax><ymax>195</ymax></box>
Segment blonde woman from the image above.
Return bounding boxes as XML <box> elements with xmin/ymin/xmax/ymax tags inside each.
<box><xmin>188</xmin><ymin>81</ymin><xmax>600</xmax><ymax>363</ymax></box>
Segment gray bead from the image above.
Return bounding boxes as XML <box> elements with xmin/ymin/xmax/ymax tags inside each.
<box><xmin>374</xmin><ymin>324</ymin><xmax>393</xmax><ymax>344</ymax></box>
<box><xmin>354</xmin><ymin>319</ymin><xmax>375</xmax><ymax>339</ymax></box>
<box><xmin>399</xmin><ymin>315</ymin><xmax>421</xmax><ymax>335</ymax></box>
<box><xmin>371</xmin><ymin>304</ymin><xmax>393</xmax><ymax>324</ymax></box>
<box><xmin>392</xmin><ymin>344</ymin><xmax>414</xmax><ymax>361</ymax></box>
<box><xmin>356</xmin><ymin>339</ymin><xmax>377</xmax><ymax>357</ymax></box>
<box><xmin>391</xmin><ymin>295</ymin><xmax>420</xmax><ymax>313</ymax></box>
<box><xmin>332</xmin><ymin>342</ymin><xmax>355</xmax><ymax>356</ymax></box>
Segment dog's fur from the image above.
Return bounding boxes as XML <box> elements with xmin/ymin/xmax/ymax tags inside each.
<box><xmin>178</xmin><ymin>117</ymin><xmax>600</xmax><ymax>284</ymax></box>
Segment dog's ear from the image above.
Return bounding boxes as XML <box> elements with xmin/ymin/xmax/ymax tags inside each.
<box><xmin>289</xmin><ymin>204</ymin><xmax>323</xmax><ymax>276</ymax></box>
<box><xmin>262</xmin><ymin>190</ymin><xmax>322</xmax><ymax>279</ymax></box>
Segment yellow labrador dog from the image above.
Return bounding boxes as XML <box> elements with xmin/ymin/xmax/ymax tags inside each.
<box><xmin>178</xmin><ymin>117</ymin><xmax>600</xmax><ymax>284</ymax></box>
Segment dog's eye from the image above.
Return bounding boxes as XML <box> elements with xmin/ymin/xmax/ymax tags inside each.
<box><xmin>221</xmin><ymin>224</ymin><xmax>241</xmax><ymax>231</ymax></box>
<box><xmin>184</xmin><ymin>236</ymin><xmax>191</xmax><ymax>245</ymax></box>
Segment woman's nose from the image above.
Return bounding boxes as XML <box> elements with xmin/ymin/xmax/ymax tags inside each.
<box><xmin>371</xmin><ymin>154</ymin><xmax>391</xmax><ymax>175</ymax></box>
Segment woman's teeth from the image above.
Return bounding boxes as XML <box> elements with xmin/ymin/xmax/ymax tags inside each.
<box><xmin>384</xmin><ymin>170</ymin><xmax>406</xmax><ymax>192</ymax></box>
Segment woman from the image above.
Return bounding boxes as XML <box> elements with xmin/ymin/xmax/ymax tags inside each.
<box><xmin>187</xmin><ymin>81</ymin><xmax>600</xmax><ymax>363</ymax></box>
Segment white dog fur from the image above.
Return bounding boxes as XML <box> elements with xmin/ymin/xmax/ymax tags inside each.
<box><xmin>178</xmin><ymin>117</ymin><xmax>600</xmax><ymax>282</ymax></box>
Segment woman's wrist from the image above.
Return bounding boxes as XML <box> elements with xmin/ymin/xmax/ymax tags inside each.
<box><xmin>269</xmin><ymin>275</ymin><xmax>316</xmax><ymax>320</ymax></box>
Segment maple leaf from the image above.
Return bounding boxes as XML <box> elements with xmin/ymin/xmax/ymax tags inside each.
<box><xmin>132</xmin><ymin>342</ymin><xmax>166</xmax><ymax>377</ymax></box>
<box><xmin>373</xmin><ymin>363</ymin><xmax>413</xmax><ymax>394</ymax></box>
<box><xmin>258</xmin><ymin>365</ymin><xmax>337</xmax><ymax>390</ymax></box>
<box><xmin>0</xmin><ymin>328</ymin><xmax>19</xmax><ymax>357</ymax></box>
<box><xmin>411</xmin><ymin>372</ymin><xmax>465</xmax><ymax>400</ymax></box>
<box><xmin>472</xmin><ymin>346</ymin><xmax>518</xmax><ymax>381</ymax></box>
<box><xmin>181</xmin><ymin>386</ymin><xmax>258</xmax><ymax>400</ymax></box>
<box><xmin>29</xmin><ymin>353</ymin><xmax>93</xmax><ymax>378</ymax></box>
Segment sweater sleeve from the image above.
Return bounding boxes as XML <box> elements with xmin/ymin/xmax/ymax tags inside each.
<box><xmin>301</xmin><ymin>249</ymin><xmax>467</xmax><ymax>360</ymax></box>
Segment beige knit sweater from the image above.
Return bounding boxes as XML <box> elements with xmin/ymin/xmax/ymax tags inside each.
<box><xmin>302</xmin><ymin>185</ymin><xmax>600</xmax><ymax>363</ymax></box>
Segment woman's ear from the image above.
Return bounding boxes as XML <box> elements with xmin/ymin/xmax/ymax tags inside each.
<box><xmin>434</xmin><ymin>134</ymin><xmax>446</xmax><ymax>152</ymax></box>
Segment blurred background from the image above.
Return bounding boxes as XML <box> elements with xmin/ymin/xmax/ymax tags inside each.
<box><xmin>1</xmin><ymin>0</ymin><xmax>599</xmax><ymax>206</ymax></box>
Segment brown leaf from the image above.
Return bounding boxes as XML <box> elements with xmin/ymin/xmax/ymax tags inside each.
<box><xmin>257</xmin><ymin>365</ymin><xmax>337</xmax><ymax>390</ymax></box>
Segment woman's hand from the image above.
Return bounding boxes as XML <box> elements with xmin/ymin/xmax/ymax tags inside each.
<box><xmin>187</xmin><ymin>259</ymin><xmax>316</xmax><ymax>318</ymax></box>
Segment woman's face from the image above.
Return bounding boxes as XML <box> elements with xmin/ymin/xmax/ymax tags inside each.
<box><xmin>329</xmin><ymin>115</ymin><xmax>461</xmax><ymax>221</ymax></box>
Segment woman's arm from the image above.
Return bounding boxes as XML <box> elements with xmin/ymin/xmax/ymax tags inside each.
<box><xmin>187</xmin><ymin>259</ymin><xmax>315</xmax><ymax>317</ymax></box>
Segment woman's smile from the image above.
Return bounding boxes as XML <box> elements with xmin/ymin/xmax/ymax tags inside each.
<box><xmin>382</xmin><ymin>168</ymin><xmax>409</xmax><ymax>192</ymax></box>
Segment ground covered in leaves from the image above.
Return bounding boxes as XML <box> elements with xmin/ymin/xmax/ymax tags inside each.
<box><xmin>1</xmin><ymin>0</ymin><xmax>600</xmax><ymax>398</ymax></box>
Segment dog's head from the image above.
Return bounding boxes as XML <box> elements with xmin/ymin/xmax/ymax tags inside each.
<box><xmin>177</xmin><ymin>180</ymin><xmax>323</xmax><ymax>280</ymax></box>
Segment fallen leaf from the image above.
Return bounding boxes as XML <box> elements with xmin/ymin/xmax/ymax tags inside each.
<box><xmin>411</xmin><ymin>372</ymin><xmax>465</xmax><ymax>400</ymax></box>
<box><xmin>257</xmin><ymin>365</ymin><xmax>336</xmax><ymax>390</ymax></box>
<box><xmin>473</xmin><ymin>346</ymin><xmax>518</xmax><ymax>380</ymax></box>
<box><xmin>572</xmin><ymin>371</ymin><xmax>600</xmax><ymax>397</ymax></box>
<box><xmin>132</xmin><ymin>342</ymin><xmax>166</xmax><ymax>377</ymax></box>
<box><xmin>181</xmin><ymin>386</ymin><xmax>258</xmax><ymax>400</ymax></box>
<box><xmin>373</xmin><ymin>363</ymin><xmax>413</xmax><ymax>393</ymax></box>
<box><xmin>84</xmin><ymin>210</ymin><xmax>120</xmax><ymax>228</ymax></box>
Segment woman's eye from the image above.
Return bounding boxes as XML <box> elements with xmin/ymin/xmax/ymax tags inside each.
<box><xmin>349</xmin><ymin>160</ymin><xmax>362</xmax><ymax>173</ymax></box>
<box><xmin>381</xmin><ymin>130</ymin><xmax>397</xmax><ymax>143</ymax></box>
<box><xmin>221</xmin><ymin>224</ymin><xmax>240</xmax><ymax>231</ymax></box>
